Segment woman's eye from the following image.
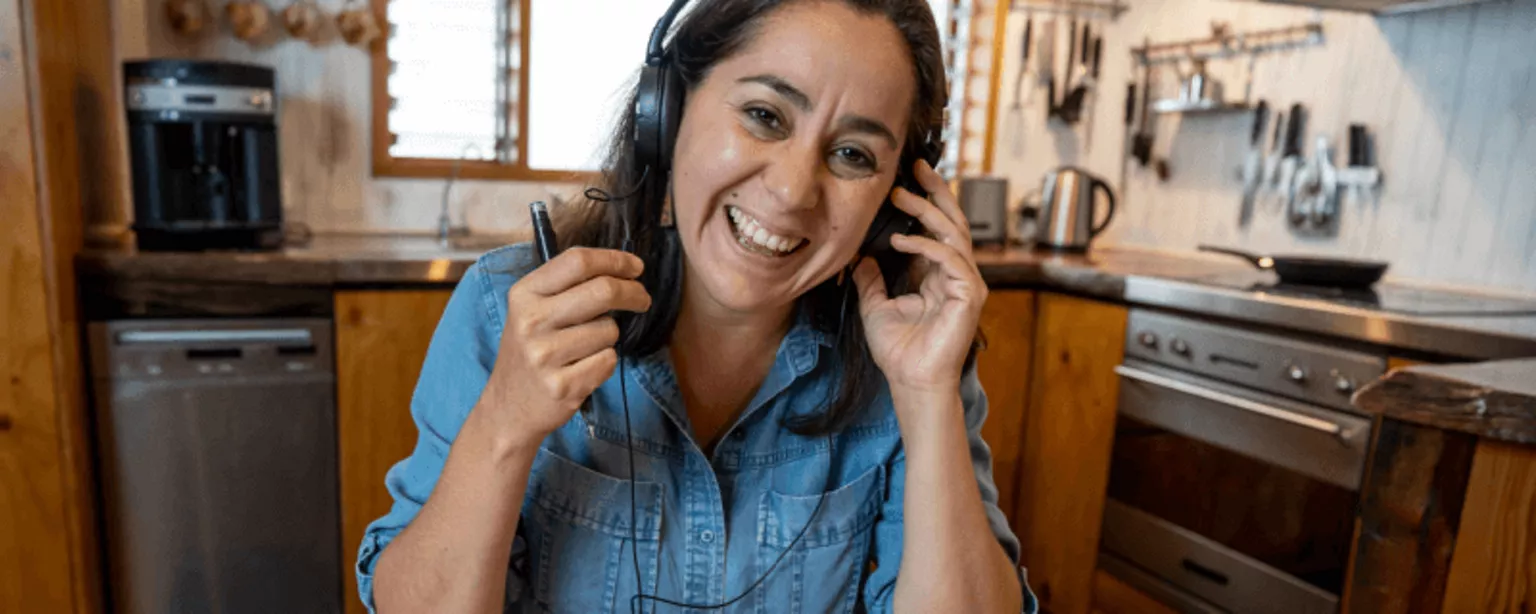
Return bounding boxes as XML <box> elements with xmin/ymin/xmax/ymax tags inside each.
<box><xmin>745</xmin><ymin>107</ymin><xmax>783</xmax><ymax>131</ymax></box>
<box><xmin>832</xmin><ymin>146</ymin><xmax>875</xmax><ymax>170</ymax></box>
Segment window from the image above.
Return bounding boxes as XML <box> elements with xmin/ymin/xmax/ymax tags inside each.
<box><xmin>372</xmin><ymin>0</ymin><xmax>972</xmax><ymax>180</ymax></box>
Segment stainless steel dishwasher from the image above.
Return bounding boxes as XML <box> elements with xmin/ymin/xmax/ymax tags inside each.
<box><xmin>89</xmin><ymin>319</ymin><xmax>341</xmax><ymax>614</ymax></box>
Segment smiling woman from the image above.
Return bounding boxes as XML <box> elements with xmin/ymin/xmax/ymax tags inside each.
<box><xmin>357</xmin><ymin>1</ymin><xmax>1037</xmax><ymax>613</ymax></box>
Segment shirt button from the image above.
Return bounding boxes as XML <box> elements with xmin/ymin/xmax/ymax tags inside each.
<box><xmin>699</xmin><ymin>529</ymin><xmax>716</xmax><ymax>543</ymax></box>
<box><xmin>730</xmin><ymin>430</ymin><xmax>746</xmax><ymax>440</ymax></box>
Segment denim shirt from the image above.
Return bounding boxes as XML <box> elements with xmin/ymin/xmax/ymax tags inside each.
<box><xmin>356</xmin><ymin>243</ymin><xmax>1038</xmax><ymax>613</ymax></box>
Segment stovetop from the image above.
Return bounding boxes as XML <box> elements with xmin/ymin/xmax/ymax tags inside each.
<box><xmin>1187</xmin><ymin>271</ymin><xmax>1536</xmax><ymax>317</ymax></box>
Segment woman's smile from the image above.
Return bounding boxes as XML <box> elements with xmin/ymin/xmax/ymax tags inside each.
<box><xmin>725</xmin><ymin>204</ymin><xmax>808</xmax><ymax>257</ymax></box>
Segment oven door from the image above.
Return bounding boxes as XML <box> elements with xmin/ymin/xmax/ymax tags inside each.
<box><xmin>1101</xmin><ymin>359</ymin><xmax>1373</xmax><ymax>614</ymax></box>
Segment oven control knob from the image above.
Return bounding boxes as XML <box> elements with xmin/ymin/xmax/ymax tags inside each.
<box><xmin>1286</xmin><ymin>363</ymin><xmax>1308</xmax><ymax>383</ymax></box>
<box><xmin>1138</xmin><ymin>331</ymin><xmax>1158</xmax><ymax>348</ymax></box>
<box><xmin>1331</xmin><ymin>370</ymin><xmax>1355</xmax><ymax>394</ymax></box>
<box><xmin>1170</xmin><ymin>338</ymin><xmax>1190</xmax><ymax>356</ymax></box>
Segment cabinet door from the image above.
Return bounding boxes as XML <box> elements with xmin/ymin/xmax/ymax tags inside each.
<box><xmin>975</xmin><ymin>289</ymin><xmax>1036</xmax><ymax>536</ymax></box>
<box><xmin>335</xmin><ymin>289</ymin><xmax>453</xmax><ymax>614</ymax></box>
<box><xmin>1015</xmin><ymin>293</ymin><xmax>1128</xmax><ymax>614</ymax></box>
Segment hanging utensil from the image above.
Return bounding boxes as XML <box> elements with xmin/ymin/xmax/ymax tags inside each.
<box><xmin>1238</xmin><ymin>100</ymin><xmax>1269</xmax><ymax>228</ymax></box>
<box><xmin>1261</xmin><ymin>111</ymin><xmax>1285</xmax><ymax>190</ymax></box>
<box><xmin>1120</xmin><ymin>81</ymin><xmax>1136</xmax><ymax>208</ymax></box>
<box><xmin>1131</xmin><ymin>57</ymin><xmax>1154</xmax><ymax>167</ymax></box>
<box><xmin>1008</xmin><ymin>17</ymin><xmax>1034</xmax><ymax>157</ymax></box>
<box><xmin>1035</xmin><ymin>14</ymin><xmax>1057</xmax><ymax>109</ymax></box>
<box><xmin>1083</xmin><ymin>36</ymin><xmax>1103</xmax><ymax>150</ymax></box>
<box><xmin>1277</xmin><ymin>103</ymin><xmax>1307</xmax><ymax>214</ymax></box>
<box><xmin>1056</xmin><ymin>14</ymin><xmax>1078</xmax><ymax>120</ymax></box>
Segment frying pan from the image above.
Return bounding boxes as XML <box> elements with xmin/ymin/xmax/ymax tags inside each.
<box><xmin>1198</xmin><ymin>245</ymin><xmax>1389</xmax><ymax>288</ymax></box>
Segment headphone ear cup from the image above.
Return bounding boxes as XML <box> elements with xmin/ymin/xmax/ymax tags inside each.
<box><xmin>655</xmin><ymin>64</ymin><xmax>685</xmax><ymax>173</ymax></box>
<box><xmin>633</xmin><ymin>63</ymin><xmax>666</xmax><ymax>170</ymax></box>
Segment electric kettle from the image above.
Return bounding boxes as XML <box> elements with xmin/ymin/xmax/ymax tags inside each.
<box><xmin>1031</xmin><ymin>167</ymin><xmax>1117</xmax><ymax>251</ymax></box>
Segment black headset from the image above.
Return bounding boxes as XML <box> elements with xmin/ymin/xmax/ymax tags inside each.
<box><xmin>631</xmin><ymin>0</ymin><xmax>946</xmax><ymax>256</ymax></box>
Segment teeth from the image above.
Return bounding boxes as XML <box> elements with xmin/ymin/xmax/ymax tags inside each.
<box><xmin>726</xmin><ymin>205</ymin><xmax>804</xmax><ymax>254</ymax></box>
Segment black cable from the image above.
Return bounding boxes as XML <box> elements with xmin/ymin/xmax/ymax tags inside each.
<box><xmin>622</xmin><ymin>279</ymin><xmax>852</xmax><ymax>613</ymax></box>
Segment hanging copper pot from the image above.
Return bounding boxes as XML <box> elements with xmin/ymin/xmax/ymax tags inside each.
<box><xmin>164</xmin><ymin>0</ymin><xmax>212</xmax><ymax>36</ymax></box>
<box><xmin>227</xmin><ymin>1</ymin><xmax>274</xmax><ymax>42</ymax></box>
<box><xmin>280</xmin><ymin>0</ymin><xmax>322</xmax><ymax>40</ymax></box>
<box><xmin>336</xmin><ymin>2</ymin><xmax>381</xmax><ymax>47</ymax></box>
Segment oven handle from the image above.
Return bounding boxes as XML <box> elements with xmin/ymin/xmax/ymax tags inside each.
<box><xmin>1114</xmin><ymin>364</ymin><xmax>1346</xmax><ymax>438</ymax></box>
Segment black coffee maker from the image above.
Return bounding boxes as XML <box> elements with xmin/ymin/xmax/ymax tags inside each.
<box><xmin>125</xmin><ymin>60</ymin><xmax>283</xmax><ymax>251</ymax></box>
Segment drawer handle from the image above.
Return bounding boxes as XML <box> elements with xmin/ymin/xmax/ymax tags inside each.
<box><xmin>0</xmin><ymin>414</ymin><xmax>11</xmax><ymax>431</ymax></box>
<box><xmin>1115</xmin><ymin>364</ymin><xmax>1345</xmax><ymax>437</ymax></box>
<box><xmin>1180</xmin><ymin>558</ymin><xmax>1230</xmax><ymax>586</ymax></box>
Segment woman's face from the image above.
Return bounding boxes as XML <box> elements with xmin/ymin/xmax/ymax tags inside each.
<box><xmin>670</xmin><ymin>0</ymin><xmax>917</xmax><ymax>316</ymax></box>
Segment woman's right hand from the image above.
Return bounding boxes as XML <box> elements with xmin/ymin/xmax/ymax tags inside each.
<box><xmin>475</xmin><ymin>247</ymin><xmax>651</xmax><ymax>450</ymax></box>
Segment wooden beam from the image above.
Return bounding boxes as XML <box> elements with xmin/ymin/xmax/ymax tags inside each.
<box><xmin>1344</xmin><ymin>417</ymin><xmax>1478</xmax><ymax>614</ymax></box>
<box><xmin>1</xmin><ymin>0</ymin><xmax>75</xmax><ymax>610</ymax></box>
<box><xmin>11</xmin><ymin>0</ymin><xmax>129</xmax><ymax>610</ymax></box>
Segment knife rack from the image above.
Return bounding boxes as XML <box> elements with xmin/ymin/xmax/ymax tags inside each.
<box><xmin>1011</xmin><ymin>0</ymin><xmax>1128</xmax><ymax>20</ymax></box>
<box><xmin>1132</xmin><ymin>20</ymin><xmax>1324</xmax><ymax>66</ymax></box>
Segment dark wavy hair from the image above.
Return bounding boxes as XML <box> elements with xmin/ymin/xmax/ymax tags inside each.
<box><xmin>555</xmin><ymin>0</ymin><xmax>960</xmax><ymax>435</ymax></box>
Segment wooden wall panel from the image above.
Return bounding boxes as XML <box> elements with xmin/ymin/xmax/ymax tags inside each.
<box><xmin>1014</xmin><ymin>293</ymin><xmax>1128</xmax><ymax>614</ymax></box>
<box><xmin>975</xmin><ymin>289</ymin><xmax>1036</xmax><ymax>537</ymax></box>
<box><xmin>335</xmin><ymin>289</ymin><xmax>453</xmax><ymax>614</ymax></box>
<box><xmin>989</xmin><ymin>0</ymin><xmax>1536</xmax><ymax>296</ymax></box>
<box><xmin>1440</xmin><ymin>440</ymin><xmax>1536</xmax><ymax>614</ymax></box>
<box><xmin>0</xmin><ymin>0</ymin><xmax>74</xmax><ymax>610</ymax></box>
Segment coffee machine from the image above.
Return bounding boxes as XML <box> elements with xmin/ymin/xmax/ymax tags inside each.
<box><xmin>125</xmin><ymin>60</ymin><xmax>283</xmax><ymax>251</ymax></box>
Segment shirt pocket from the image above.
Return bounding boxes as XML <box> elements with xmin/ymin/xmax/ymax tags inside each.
<box><xmin>523</xmin><ymin>448</ymin><xmax>663</xmax><ymax>614</ymax></box>
<box><xmin>755</xmin><ymin>464</ymin><xmax>885</xmax><ymax>614</ymax></box>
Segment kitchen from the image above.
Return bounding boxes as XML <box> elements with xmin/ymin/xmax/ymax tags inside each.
<box><xmin>3</xmin><ymin>0</ymin><xmax>1535</xmax><ymax>613</ymax></box>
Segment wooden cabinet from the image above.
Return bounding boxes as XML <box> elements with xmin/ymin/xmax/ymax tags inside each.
<box><xmin>1015</xmin><ymin>293</ymin><xmax>1129</xmax><ymax>614</ymax></box>
<box><xmin>1440</xmin><ymin>440</ymin><xmax>1536</xmax><ymax>613</ymax></box>
<box><xmin>335</xmin><ymin>289</ymin><xmax>453</xmax><ymax>614</ymax></box>
<box><xmin>975</xmin><ymin>290</ymin><xmax>1036</xmax><ymax>535</ymax></box>
<box><xmin>1090</xmin><ymin>569</ymin><xmax>1179</xmax><ymax>614</ymax></box>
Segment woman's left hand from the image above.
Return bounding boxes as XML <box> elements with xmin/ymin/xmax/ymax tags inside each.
<box><xmin>853</xmin><ymin>158</ymin><xmax>987</xmax><ymax>396</ymax></box>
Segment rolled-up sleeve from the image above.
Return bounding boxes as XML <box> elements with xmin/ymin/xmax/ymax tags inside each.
<box><xmin>354</xmin><ymin>260</ymin><xmax>502</xmax><ymax>612</ymax></box>
<box><xmin>862</xmin><ymin>365</ymin><xmax>1039</xmax><ymax>613</ymax></box>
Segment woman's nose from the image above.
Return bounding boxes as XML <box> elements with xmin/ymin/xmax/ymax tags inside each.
<box><xmin>759</xmin><ymin>148</ymin><xmax>819</xmax><ymax>211</ymax></box>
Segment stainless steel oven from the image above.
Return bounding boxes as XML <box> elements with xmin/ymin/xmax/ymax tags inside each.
<box><xmin>1100</xmin><ymin>309</ymin><xmax>1386</xmax><ymax>614</ymax></box>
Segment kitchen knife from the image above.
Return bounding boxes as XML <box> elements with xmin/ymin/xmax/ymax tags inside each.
<box><xmin>1238</xmin><ymin>100</ymin><xmax>1269</xmax><ymax>228</ymax></box>
<box><xmin>1083</xmin><ymin>36</ymin><xmax>1104</xmax><ymax>150</ymax></box>
<box><xmin>1278</xmin><ymin>103</ymin><xmax>1307</xmax><ymax>212</ymax></box>
<box><xmin>1261</xmin><ymin>110</ymin><xmax>1286</xmax><ymax>193</ymax></box>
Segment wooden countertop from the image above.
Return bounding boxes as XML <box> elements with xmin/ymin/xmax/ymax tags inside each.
<box><xmin>1354</xmin><ymin>359</ymin><xmax>1536</xmax><ymax>446</ymax></box>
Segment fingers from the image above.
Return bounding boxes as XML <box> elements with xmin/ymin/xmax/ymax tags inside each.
<box><xmin>553</xmin><ymin>347</ymin><xmax>620</xmax><ymax>402</ymax></box>
<box><xmin>910</xmin><ymin>159</ymin><xmax>972</xmax><ymax>246</ymax></box>
<box><xmin>891</xmin><ymin>186</ymin><xmax>969</xmax><ymax>253</ymax></box>
<box><xmin>890</xmin><ymin>234</ymin><xmax>981</xmax><ymax>295</ymax></box>
<box><xmin>520</xmin><ymin>247</ymin><xmax>644</xmax><ymax>296</ymax></box>
<box><xmin>524</xmin><ymin>317</ymin><xmax>621</xmax><ymax>369</ymax></box>
<box><xmin>540</xmin><ymin>274</ymin><xmax>652</xmax><ymax>328</ymax></box>
<box><xmin>851</xmin><ymin>256</ymin><xmax>889</xmax><ymax>307</ymax></box>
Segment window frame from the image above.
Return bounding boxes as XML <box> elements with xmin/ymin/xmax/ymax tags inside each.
<box><xmin>368</xmin><ymin>0</ymin><xmax>594</xmax><ymax>181</ymax></box>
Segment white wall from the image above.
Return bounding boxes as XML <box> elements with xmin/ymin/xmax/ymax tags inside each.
<box><xmin>116</xmin><ymin>0</ymin><xmax>579</xmax><ymax>235</ymax></box>
<box><xmin>990</xmin><ymin>0</ymin><xmax>1536</xmax><ymax>293</ymax></box>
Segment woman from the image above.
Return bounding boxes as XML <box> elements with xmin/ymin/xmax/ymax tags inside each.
<box><xmin>358</xmin><ymin>1</ymin><xmax>1037</xmax><ymax>612</ymax></box>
